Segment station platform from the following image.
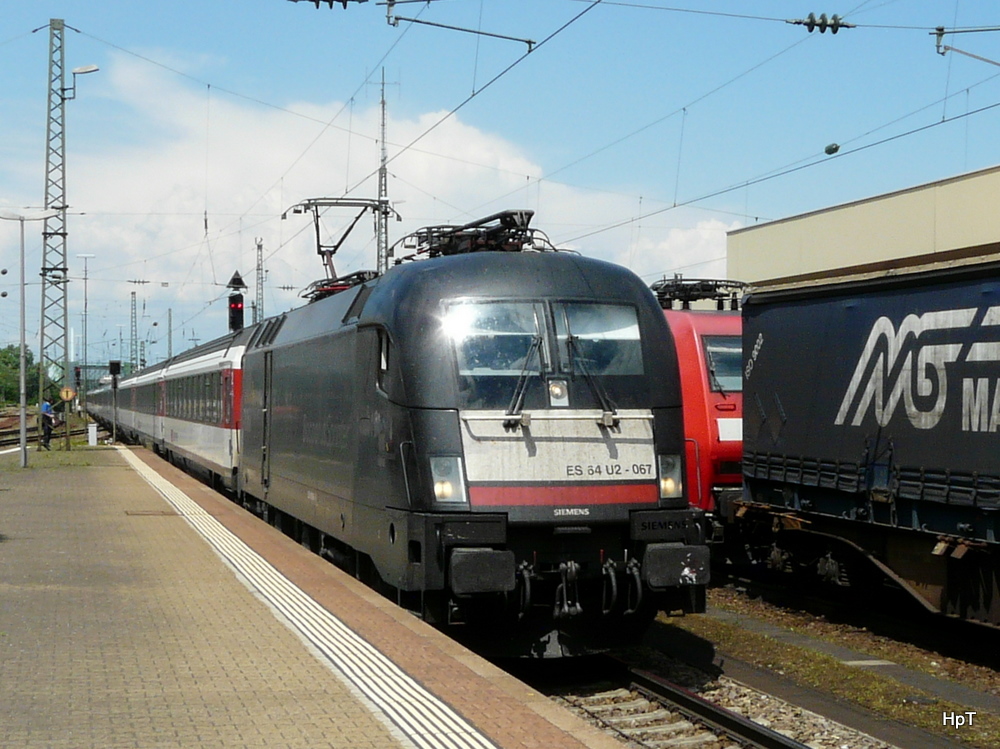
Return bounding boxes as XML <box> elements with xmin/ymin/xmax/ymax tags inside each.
<box><xmin>0</xmin><ymin>444</ymin><xmax>622</xmax><ymax>749</ymax></box>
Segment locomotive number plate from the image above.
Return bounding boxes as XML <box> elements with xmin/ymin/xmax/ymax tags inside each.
<box><xmin>564</xmin><ymin>462</ymin><xmax>654</xmax><ymax>478</ymax></box>
<box><xmin>460</xmin><ymin>409</ymin><xmax>655</xmax><ymax>483</ymax></box>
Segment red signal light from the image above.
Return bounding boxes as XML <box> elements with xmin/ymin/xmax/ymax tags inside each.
<box><xmin>228</xmin><ymin>293</ymin><xmax>245</xmax><ymax>331</ymax></box>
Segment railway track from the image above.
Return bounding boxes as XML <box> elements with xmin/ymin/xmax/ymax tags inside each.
<box><xmin>519</xmin><ymin>652</ymin><xmax>895</xmax><ymax>749</ymax></box>
<box><xmin>0</xmin><ymin>425</ymin><xmax>93</xmax><ymax>448</ymax></box>
<box><xmin>559</xmin><ymin>666</ymin><xmax>811</xmax><ymax>749</ymax></box>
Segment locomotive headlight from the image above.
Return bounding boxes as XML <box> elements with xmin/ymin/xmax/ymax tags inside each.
<box><xmin>548</xmin><ymin>379</ymin><xmax>569</xmax><ymax>407</ymax></box>
<box><xmin>658</xmin><ymin>454</ymin><xmax>683</xmax><ymax>499</ymax></box>
<box><xmin>430</xmin><ymin>456</ymin><xmax>467</xmax><ymax>504</ymax></box>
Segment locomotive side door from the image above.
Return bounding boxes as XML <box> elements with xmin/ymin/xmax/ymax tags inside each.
<box><xmin>260</xmin><ymin>350</ymin><xmax>273</xmax><ymax>495</ymax></box>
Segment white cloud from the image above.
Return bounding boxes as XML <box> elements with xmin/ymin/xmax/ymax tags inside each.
<box><xmin>623</xmin><ymin>218</ymin><xmax>740</xmax><ymax>282</ymax></box>
<box><xmin>3</xmin><ymin>55</ymin><xmax>739</xmax><ymax>362</ymax></box>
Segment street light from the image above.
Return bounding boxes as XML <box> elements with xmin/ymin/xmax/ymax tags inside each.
<box><xmin>77</xmin><ymin>253</ymin><xmax>94</xmax><ymax>413</ymax></box>
<box><xmin>0</xmin><ymin>208</ymin><xmax>59</xmax><ymax>467</ymax></box>
<box><xmin>62</xmin><ymin>65</ymin><xmax>100</xmax><ymax>101</ymax></box>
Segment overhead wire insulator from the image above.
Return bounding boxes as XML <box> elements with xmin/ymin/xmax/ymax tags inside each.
<box><xmin>287</xmin><ymin>0</ymin><xmax>367</xmax><ymax>8</ymax></box>
<box><xmin>790</xmin><ymin>13</ymin><xmax>854</xmax><ymax>34</ymax></box>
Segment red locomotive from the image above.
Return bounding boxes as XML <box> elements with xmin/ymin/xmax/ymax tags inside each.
<box><xmin>652</xmin><ymin>277</ymin><xmax>745</xmax><ymax>536</ymax></box>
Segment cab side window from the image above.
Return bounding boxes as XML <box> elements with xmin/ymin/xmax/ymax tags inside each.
<box><xmin>377</xmin><ymin>329</ymin><xmax>391</xmax><ymax>394</ymax></box>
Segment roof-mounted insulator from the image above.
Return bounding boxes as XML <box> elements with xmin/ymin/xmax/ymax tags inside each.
<box><xmin>651</xmin><ymin>275</ymin><xmax>747</xmax><ymax>310</ymax></box>
<box><xmin>391</xmin><ymin>209</ymin><xmax>557</xmax><ymax>262</ymax></box>
<box><xmin>303</xmin><ymin>270</ymin><xmax>378</xmax><ymax>302</ymax></box>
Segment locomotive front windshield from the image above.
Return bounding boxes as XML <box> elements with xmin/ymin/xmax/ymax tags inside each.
<box><xmin>703</xmin><ymin>335</ymin><xmax>742</xmax><ymax>392</ymax></box>
<box><xmin>443</xmin><ymin>300</ymin><xmax>645</xmax><ymax>410</ymax></box>
<box><xmin>448</xmin><ymin>301</ymin><xmax>544</xmax><ymax>376</ymax></box>
<box><xmin>554</xmin><ymin>303</ymin><xmax>642</xmax><ymax>376</ymax></box>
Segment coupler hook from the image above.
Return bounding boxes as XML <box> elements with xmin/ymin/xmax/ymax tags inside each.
<box><xmin>601</xmin><ymin>559</ymin><xmax>618</xmax><ymax>615</ymax></box>
<box><xmin>553</xmin><ymin>561</ymin><xmax>582</xmax><ymax>619</ymax></box>
<box><xmin>517</xmin><ymin>562</ymin><xmax>534</xmax><ymax>620</ymax></box>
<box><xmin>622</xmin><ymin>558</ymin><xmax>643</xmax><ymax>616</ymax></box>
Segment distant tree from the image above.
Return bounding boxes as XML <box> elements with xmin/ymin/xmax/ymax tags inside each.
<box><xmin>0</xmin><ymin>345</ymin><xmax>38</xmax><ymax>408</ymax></box>
<box><xmin>0</xmin><ymin>345</ymin><xmax>17</xmax><ymax>406</ymax></box>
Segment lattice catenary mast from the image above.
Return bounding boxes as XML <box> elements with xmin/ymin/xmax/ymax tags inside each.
<box><xmin>38</xmin><ymin>19</ymin><xmax>70</xmax><ymax>405</ymax></box>
<box><xmin>254</xmin><ymin>237</ymin><xmax>264</xmax><ymax>324</ymax></box>
<box><xmin>376</xmin><ymin>69</ymin><xmax>390</xmax><ymax>274</ymax></box>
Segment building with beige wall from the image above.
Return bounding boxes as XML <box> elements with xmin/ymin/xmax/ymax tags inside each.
<box><xmin>727</xmin><ymin>165</ymin><xmax>1000</xmax><ymax>283</ymax></box>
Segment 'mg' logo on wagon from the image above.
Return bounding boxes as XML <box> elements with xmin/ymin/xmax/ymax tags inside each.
<box><xmin>835</xmin><ymin>307</ymin><xmax>1000</xmax><ymax>431</ymax></box>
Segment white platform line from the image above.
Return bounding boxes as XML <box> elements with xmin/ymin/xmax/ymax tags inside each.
<box><xmin>118</xmin><ymin>446</ymin><xmax>496</xmax><ymax>749</ymax></box>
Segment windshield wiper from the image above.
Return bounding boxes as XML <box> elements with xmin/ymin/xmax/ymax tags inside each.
<box><xmin>706</xmin><ymin>350</ymin><xmax>728</xmax><ymax>398</ymax></box>
<box><xmin>505</xmin><ymin>335</ymin><xmax>542</xmax><ymax>426</ymax></box>
<box><xmin>566</xmin><ymin>335</ymin><xmax>618</xmax><ymax>426</ymax></box>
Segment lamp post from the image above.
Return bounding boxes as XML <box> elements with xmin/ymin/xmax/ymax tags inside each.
<box><xmin>77</xmin><ymin>253</ymin><xmax>94</xmax><ymax>412</ymax></box>
<box><xmin>0</xmin><ymin>208</ymin><xmax>59</xmax><ymax>467</ymax></box>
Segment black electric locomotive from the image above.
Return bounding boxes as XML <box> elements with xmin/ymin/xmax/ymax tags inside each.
<box><xmin>94</xmin><ymin>210</ymin><xmax>710</xmax><ymax>657</ymax></box>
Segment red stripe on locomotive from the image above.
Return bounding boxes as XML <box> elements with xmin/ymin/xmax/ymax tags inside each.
<box><xmin>469</xmin><ymin>483</ymin><xmax>658</xmax><ymax>506</ymax></box>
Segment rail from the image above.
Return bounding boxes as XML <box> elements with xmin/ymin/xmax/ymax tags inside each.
<box><xmin>628</xmin><ymin>666</ymin><xmax>810</xmax><ymax>749</ymax></box>
<box><xmin>0</xmin><ymin>425</ymin><xmax>93</xmax><ymax>449</ymax></box>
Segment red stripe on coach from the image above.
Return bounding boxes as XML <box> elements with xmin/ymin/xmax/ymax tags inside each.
<box><xmin>469</xmin><ymin>483</ymin><xmax>658</xmax><ymax>506</ymax></box>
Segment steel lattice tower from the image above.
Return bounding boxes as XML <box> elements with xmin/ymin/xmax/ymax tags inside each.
<box><xmin>39</xmin><ymin>19</ymin><xmax>69</xmax><ymax>403</ymax></box>
<box><xmin>376</xmin><ymin>69</ymin><xmax>390</xmax><ymax>274</ymax></box>
<box><xmin>254</xmin><ymin>237</ymin><xmax>264</xmax><ymax>324</ymax></box>
<box><xmin>130</xmin><ymin>291</ymin><xmax>138</xmax><ymax>372</ymax></box>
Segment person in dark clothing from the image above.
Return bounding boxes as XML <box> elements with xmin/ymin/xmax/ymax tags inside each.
<box><xmin>40</xmin><ymin>397</ymin><xmax>54</xmax><ymax>450</ymax></box>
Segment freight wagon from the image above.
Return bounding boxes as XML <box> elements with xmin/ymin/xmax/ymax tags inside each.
<box><xmin>735</xmin><ymin>252</ymin><xmax>1000</xmax><ymax>627</ymax></box>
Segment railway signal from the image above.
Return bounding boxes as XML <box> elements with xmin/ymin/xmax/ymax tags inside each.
<box><xmin>227</xmin><ymin>270</ymin><xmax>247</xmax><ymax>333</ymax></box>
<box><xmin>228</xmin><ymin>293</ymin><xmax>244</xmax><ymax>332</ymax></box>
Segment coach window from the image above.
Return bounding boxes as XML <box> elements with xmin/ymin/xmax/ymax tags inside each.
<box><xmin>203</xmin><ymin>374</ymin><xmax>209</xmax><ymax>422</ymax></box>
<box><xmin>212</xmin><ymin>372</ymin><xmax>221</xmax><ymax>423</ymax></box>
<box><xmin>200</xmin><ymin>374</ymin><xmax>208</xmax><ymax>422</ymax></box>
<box><xmin>223</xmin><ymin>372</ymin><xmax>232</xmax><ymax>426</ymax></box>
<box><xmin>213</xmin><ymin>373</ymin><xmax>219</xmax><ymax>422</ymax></box>
<box><xmin>195</xmin><ymin>375</ymin><xmax>202</xmax><ymax>422</ymax></box>
<box><xmin>201</xmin><ymin>374</ymin><xmax>208</xmax><ymax>423</ymax></box>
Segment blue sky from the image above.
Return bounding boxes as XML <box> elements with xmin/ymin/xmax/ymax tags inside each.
<box><xmin>1</xmin><ymin>1</ymin><xmax>999</xmax><ymax>367</ymax></box>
